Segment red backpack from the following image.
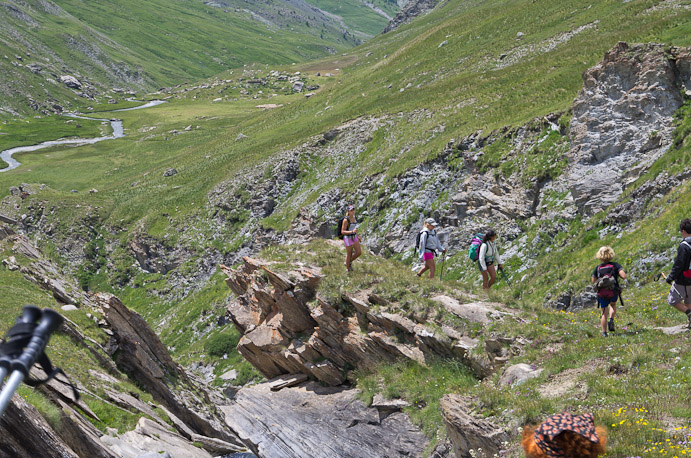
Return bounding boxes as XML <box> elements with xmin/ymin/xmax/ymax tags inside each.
<box><xmin>595</xmin><ymin>264</ymin><xmax>618</xmax><ymax>298</ymax></box>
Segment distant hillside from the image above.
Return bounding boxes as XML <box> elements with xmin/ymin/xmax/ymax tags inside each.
<box><xmin>0</xmin><ymin>0</ymin><xmax>398</xmax><ymax>116</ymax></box>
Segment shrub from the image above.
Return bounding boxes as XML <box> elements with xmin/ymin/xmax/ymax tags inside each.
<box><xmin>206</xmin><ymin>332</ymin><xmax>239</xmax><ymax>357</ymax></box>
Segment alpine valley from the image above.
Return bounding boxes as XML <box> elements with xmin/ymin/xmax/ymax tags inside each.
<box><xmin>0</xmin><ymin>0</ymin><xmax>691</xmax><ymax>457</ymax></box>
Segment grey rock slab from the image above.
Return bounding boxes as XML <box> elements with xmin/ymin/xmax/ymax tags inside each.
<box><xmin>655</xmin><ymin>324</ymin><xmax>689</xmax><ymax>335</ymax></box>
<box><xmin>221</xmin><ymin>381</ymin><xmax>428</xmax><ymax>457</ymax></box>
<box><xmin>101</xmin><ymin>418</ymin><xmax>213</xmax><ymax>458</ymax></box>
<box><xmin>432</xmin><ymin>295</ymin><xmax>504</xmax><ymax>323</ymax></box>
<box><xmin>498</xmin><ymin>363</ymin><xmax>543</xmax><ymax>386</ymax></box>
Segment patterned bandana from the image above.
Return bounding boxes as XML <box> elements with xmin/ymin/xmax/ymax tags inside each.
<box><xmin>534</xmin><ymin>413</ymin><xmax>599</xmax><ymax>457</ymax></box>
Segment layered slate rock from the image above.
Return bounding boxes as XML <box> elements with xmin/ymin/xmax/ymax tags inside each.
<box><xmin>222</xmin><ymin>257</ymin><xmax>515</xmax><ymax>385</ymax></box>
<box><xmin>0</xmin><ymin>397</ymin><xmax>79</xmax><ymax>458</ymax></box>
<box><xmin>221</xmin><ymin>381</ymin><xmax>429</xmax><ymax>457</ymax></box>
<box><xmin>440</xmin><ymin>395</ymin><xmax>508</xmax><ymax>458</ymax></box>
<box><xmin>97</xmin><ymin>293</ymin><xmax>245</xmax><ymax>448</ymax></box>
<box><xmin>568</xmin><ymin>42</ymin><xmax>691</xmax><ymax>214</ymax></box>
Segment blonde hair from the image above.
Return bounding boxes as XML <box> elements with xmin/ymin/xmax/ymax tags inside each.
<box><xmin>596</xmin><ymin>246</ymin><xmax>615</xmax><ymax>262</ymax></box>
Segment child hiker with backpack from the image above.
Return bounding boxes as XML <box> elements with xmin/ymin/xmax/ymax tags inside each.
<box><xmin>340</xmin><ymin>205</ymin><xmax>361</xmax><ymax>272</ymax></box>
<box><xmin>416</xmin><ymin>218</ymin><xmax>446</xmax><ymax>279</ymax></box>
<box><xmin>592</xmin><ymin>246</ymin><xmax>626</xmax><ymax>337</ymax></box>
<box><xmin>659</xmin><ymin>218</ymin><xmax>691</xmax><ymax>328</ymax></box>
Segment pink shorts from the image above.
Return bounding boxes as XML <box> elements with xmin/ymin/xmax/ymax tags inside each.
<box><xmin>423</xmin><ymin>252</ymin><xmax>434</xmax><ymax>261</ymax></box>
<box><xmin>344</xmin><ymin>235</ymin><xmax>359</xmax><ymax>247</ymax></box>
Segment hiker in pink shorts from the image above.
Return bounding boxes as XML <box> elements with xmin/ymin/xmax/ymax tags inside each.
<box><xmin>341</xmin><ymin>205</ymin><xmax>361</xmax><ymax>272</ymax></box>
<box><xmin>416</xmin><ymin>218</ymin><xmax>445</xmax><ymax>279</ymax></box>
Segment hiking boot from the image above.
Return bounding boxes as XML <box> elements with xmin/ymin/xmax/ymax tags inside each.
<box><xmin>602</xmin><ymin>332</ymin><xmax>608</xmax><ymax>337</ymax></box>
<box><xmin>686</xmin><ymin>310</ymin><xmax>691</xmax><ymax>328</ymax></box>
<box><xmin>608</xmin><ymin>318</ymin><xmax>615</xmax><ymax>332</ymax></box>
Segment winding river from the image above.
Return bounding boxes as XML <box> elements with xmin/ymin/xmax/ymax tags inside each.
<box><xmin>0</xmin><ymin>100</ymin><xmax>166</xmax><ymax>173</ymax></box>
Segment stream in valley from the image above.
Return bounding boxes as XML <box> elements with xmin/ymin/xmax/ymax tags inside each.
<box><xmin>0</xmin><ymin>100</ymin><xmax>166</xmax><ymax>173</ymax></box>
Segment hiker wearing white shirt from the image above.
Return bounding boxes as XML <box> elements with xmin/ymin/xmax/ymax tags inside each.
<box><xmin>478</xmin><ymin>230</ymin><xmax>503</xmax><ymax>290</ymax></box>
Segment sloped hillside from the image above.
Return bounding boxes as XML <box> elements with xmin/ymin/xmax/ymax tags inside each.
<box><xmin>1</xmin><ymin>0</ymin><xmax>691</xmax><ymax>456</ymax></box>
<box><xmin>0</xmin><ymin>0</ymin><xmax>394</xmax><ymax>116</ymax></box>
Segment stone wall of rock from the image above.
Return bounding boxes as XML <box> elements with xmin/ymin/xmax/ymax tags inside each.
<box><xmin>222</xmin><ymin>256</ymin><xmax>518</xmax><ymax>385</ymax></box>
<box><xmin>97</xmin><ymin>293</ymin><xmax>244</xmax><ymax>446</ymax></box>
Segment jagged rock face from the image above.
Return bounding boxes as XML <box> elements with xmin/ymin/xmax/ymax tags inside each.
<box><xmin>97</xmin><ymin>293</ymin><xmax>244</xmax><ymax>446</ymax></box>
<box><xmin>440</xmin><ymin>395</ymin><xmax>508</xmax><ymax>458</ymax></box>
<box><xmin>568</xmin><ymin>42</ymin><xmax>691</xmax><ymax>214</ymax></box>
<box><xmin>0</xmin><ymin>397</ymin><xmax>80</xmax><ymax>458</ymax></box>
<box><xmin>221</xmin><ymin>381</ymin><xmax>429</xmax><ymax>457</ymax></box>
<box><xmin>383</xmin><ymin>0</ymin><xmax>441</xmax><ymax>33</ymax></box>
<box><xmin>223</xmin><ymin>257</ymin><xmax>516</xmax><ymax>385</ymax></box>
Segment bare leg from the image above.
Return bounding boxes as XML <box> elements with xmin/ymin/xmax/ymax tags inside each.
<box><xmin>600</xmin><ymin>306</ymin><xmax>609</xmax><ymax>334</ymax></box>
<box><xmin>487</xmin><ymin>265</ymin><xmax>497</xmax><ymax>288</ymax></box>
<box><xmin>351</xmin><ymin>242</ymin><xmax>362</xmax><ymax>264</ymax></box>
<box><xmin>345</xmin><ymin>246</ymin><xmax>353</xmax><ymax>271</ymax></box>
<box><xmin>482</xmin><ymin>270</ymin><xmax>490</xmax><ymax>289</ymax></box>
<box><xmin>427</xmin><ymin>258</ymin><xmax>436</xmax><ymax>279</ymax></box>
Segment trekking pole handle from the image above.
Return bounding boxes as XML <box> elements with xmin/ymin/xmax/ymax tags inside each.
<box><xmin>0</xmin><ymin>305</ymin><xmax>42</xmax><ymax>371</ymax></box>
<box><xmin>10</xmin><ymin>309</ymin><xmax>63</xmax><ymax>377</ymax></box>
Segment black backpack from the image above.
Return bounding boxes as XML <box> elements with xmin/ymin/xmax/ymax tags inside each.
<box><xmin>595</xmin><ymin>264</ymin><xmax>618</xmax><ymax>297</ymax></box>
<box><xmin>335</xmin><ymin>217</ymin><xmax>348</xmax><ymax>239</ymax></box>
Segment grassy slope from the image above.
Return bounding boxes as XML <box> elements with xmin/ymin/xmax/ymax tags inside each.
<box><xmin>0</xmin><ymin>0</ymin><xmax>690</xmax><ymax>453</ymax></box>
<box><xmin>0</xmin><ymin>0</ymin><xmax>391</xmax><ymax>117</ymax></box>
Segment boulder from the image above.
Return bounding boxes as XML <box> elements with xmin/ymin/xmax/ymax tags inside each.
<box><xmin>60</xmin><ymin>75</ymin><xmax>82</xmax><ymax>89</ymax></box>
<box><xmin>498</xmin><ymin>363</ymin><xmax>543</xmax><ymax>386</ymax></box>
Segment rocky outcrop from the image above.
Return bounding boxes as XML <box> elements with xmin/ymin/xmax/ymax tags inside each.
<box><xmin>0</xmin><ymin>396</ymin><xmax>78</xmax><ymax>458</ymax></box>
<box><xmin>221</xmin><ymin>380</ymin><xmax>429</xmax><ymax>457</ymax></box>
<box><xmin>222</xmin><ymin>256</ymin><xmax>516</xmax><ymax>384</ymax></box>
<box><xmin>568</xmin><ymin>42</ymin><xmax>691</xmax><ymax>214</ymax></box>
<box><xmin>97</xmin><ymin>293</ymin><xmax>245</xmax><ymax>447</ymax></box>
<box><xmin>383</xmin><ymin>0</ymin><xmax>442</xmax><ymax>33</ymax></box>
<box><xmin>440</xmin><ymin>395</ymin><xmax>508</xmax><ymax>458</ymax></box>
<box><xmin>100</xmin><ymin>417</ymin><xmax>242</xmax><ymax>458</ymax></box>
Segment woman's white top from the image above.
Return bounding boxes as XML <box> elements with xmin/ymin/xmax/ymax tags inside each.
<box><xmin>478</xmin><ymin>240</ymin><xmax>501</xmax><ymax>271</ymax></box>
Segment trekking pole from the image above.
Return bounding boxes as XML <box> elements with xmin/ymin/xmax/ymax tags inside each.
<box><xmin>658</xmin><ymin>271</ymin><xmax>688</xmax><ymax>302</ymax></box>
<box><xmin>439</xmin><ymin>252</ymin><xmax>447</xmax><ymax>281</ymax></box>
<box><xmin>0</xmin><ymin>307</ymin><xmax>63</xmax><ymax>417</ymax></box>
<box><xmin>0</xmin><ymin>306</ymin><xmax>42</xmax><ymax>388</ymax></box>
<box><xmin>499</xmin><ymin>266</ymin><xmax>512</xmax><ymax>286</ymax></box>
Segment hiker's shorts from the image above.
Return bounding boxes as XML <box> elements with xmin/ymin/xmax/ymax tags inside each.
<box><xmin>477</xmin><ymin>260</ymin><xmax>494</xmax><ymax>272</ymax></box>
<box><xmin>668</xmin><ymin>283</ymin><xmax>691</xmax><ymax>306</ymax></box>
<box><xmin>597</xmin><ymin>296</ymin><xmax>617</xmax><ymax>309</ymax></box>
<box><xmin>423</xmin><ymin>251</ymin><xmax>435</xmax><ymax>261</ymax></box>
<box><xmin>343</xmin><ymin>235</ymin><xmax>359</xmax><ymax>247</ymax></box>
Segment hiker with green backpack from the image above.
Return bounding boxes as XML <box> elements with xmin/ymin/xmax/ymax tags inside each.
<box><xmin>592</xmin><ymin>246</ymin><xmax>627</xmax><ymax>337</ymax></box>
<box><xmin>416</xmin><ymin>218</ymin><xmax>446</xmax><ymax>279</ymax></box>
<box><xmin>470</xmin><ymin>230</ymin><xmax>503</xmax><ymax>290</ymax></box>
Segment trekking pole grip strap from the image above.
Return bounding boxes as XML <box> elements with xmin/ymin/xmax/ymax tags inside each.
<box><xmin>10</xmin><ymin>309</ymin><xmax>63</xmax><ymax>376</ymax></box>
